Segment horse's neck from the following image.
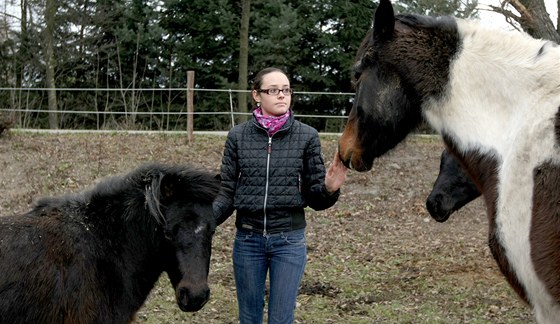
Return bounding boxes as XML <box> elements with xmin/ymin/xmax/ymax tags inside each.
<box><xmin>424</xmin><ymin>21</ymin><xmax>560</xmax><ymax>157</ymax></box>
<box><xmin>453</xmin><ymin>19</ymin><xmax>560</xmax><ymax>110</ymax></box>
<box><xmin>86</xmin><ymin>191</ymin><xmax>160</xmax><ymax>242</ymax></box>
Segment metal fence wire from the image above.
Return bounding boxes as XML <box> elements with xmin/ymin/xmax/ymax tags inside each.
<box><xmin>0</xmin><ymin>87</ymin><xmax>353</xmax><ymax>133</ymax></box>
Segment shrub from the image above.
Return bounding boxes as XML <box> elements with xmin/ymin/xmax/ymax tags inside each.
<box><xmin>0</xmin><ymin>113</ymin><xmax>15</xmax><ymax>136</ymax></box>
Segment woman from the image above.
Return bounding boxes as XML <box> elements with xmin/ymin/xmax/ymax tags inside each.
<box><xmin>213</xmin><ymin>67</ymin><xmax>347</xmax><ymax>324</ymax></box>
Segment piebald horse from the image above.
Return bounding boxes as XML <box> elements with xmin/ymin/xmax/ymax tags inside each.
<box><xmin>338</xmin><ymin>0</ymin><xmax>560</xmax><ymax>322</ymax></box>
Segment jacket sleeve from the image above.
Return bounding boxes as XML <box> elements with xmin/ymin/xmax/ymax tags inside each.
<box><xmin>213</xmin><ymin>132</ymin><xmax>238</xmax><ymax>226</ymax></box>
<box><xmin>302</xmin><ymin>132</ymin><xmax>340</xmax><ymax>211</ymax></box>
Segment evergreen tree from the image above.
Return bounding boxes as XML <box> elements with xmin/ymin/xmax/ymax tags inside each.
<box><xmin>0</xmin><ymin>0</ymin><xmax>486</xmax><ymax>131</ymax></box>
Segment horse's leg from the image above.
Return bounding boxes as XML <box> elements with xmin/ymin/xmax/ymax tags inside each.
<box><xmin>534</xmin><ymin>302</ymin><xmax>560</xmax><ymax>324</ymax></box>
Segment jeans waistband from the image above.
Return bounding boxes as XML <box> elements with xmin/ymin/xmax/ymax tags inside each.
<box><xmin>236</xmin><ymin>227</ymin><xmax>305</xmax><ymax>237</ymax></box>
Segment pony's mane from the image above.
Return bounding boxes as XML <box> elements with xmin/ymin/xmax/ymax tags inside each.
<box><xmin>32</xmin><ymin>163</ymin><xmax>220</xmax><ymax>225</ymax></box>
<box><xmin>129</xmin><ymin>163</ymin><xmax>220</xmax><ymax>225</ymax></box>
<box><xmin>89</xmin><ymin>163</ymin><xmax>219</xmax><ymax>201</ymax></box>
<box><xmin>127</xmin><ymin>163</ymin><xmax>220</xmax><ymax>202</ymax></box>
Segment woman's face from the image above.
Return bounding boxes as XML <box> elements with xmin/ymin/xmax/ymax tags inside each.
<box><xmin>252</xmin><ymin>71</ymin><xmax>291</xmax><ymax>116</ymax></box>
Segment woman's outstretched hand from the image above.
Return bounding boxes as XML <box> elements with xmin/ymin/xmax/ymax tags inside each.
<box><xmin>325</xmin><ymin>150</ymin><xmax>348</xmax><ymax>194</ymax></box>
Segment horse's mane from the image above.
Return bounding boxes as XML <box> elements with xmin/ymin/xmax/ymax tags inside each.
<box><xmin>91</xmin><ymin>163</ymin><xmax>218</xmax><ymax>198</ymax></box>
<box><xmin>395</xmin><ymin>13</ymin><xmax>456</xmax><ymax>31</ymax></box>
<box><xmin>129</xmin><ymin>163</ymin><xmax>220</xmax><ymax>224</ymax></box>
<box><xmin>31</xmin><ymin>163</ymin><xmax>220</xmax><ymax>225</ymax></box>
<box><xmin>128</xmin><ymin>163</ymin><xmax>220</xmax><ymax>203</ymax></box>
<box><xmin>354</xmin><ymin>13</ymin><xmax>457</xmax><ymax>74</ymax></box>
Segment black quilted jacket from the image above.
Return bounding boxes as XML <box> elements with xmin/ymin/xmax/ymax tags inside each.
<box><xmin>213</xmin><ymin>112</ymin><xmax>340</xmax><ymax>234</ymax></box>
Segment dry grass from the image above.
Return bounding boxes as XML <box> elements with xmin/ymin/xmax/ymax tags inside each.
<box><xmin>0</xmin><ymin>131</ymin><xmax>534</xmax><ymax>323</ymax></box>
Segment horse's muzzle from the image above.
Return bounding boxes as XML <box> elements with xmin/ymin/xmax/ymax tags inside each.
<box><xmin>176</xmin><ymin>285</ymin><xmax>210</xmax><ymax>312</ymax></box>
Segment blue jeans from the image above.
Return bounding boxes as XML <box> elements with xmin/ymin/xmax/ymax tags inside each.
<box><xmin>233</xmin><ymin>228</ymin><xmax>307</xmax><ymax>324</ymax></box>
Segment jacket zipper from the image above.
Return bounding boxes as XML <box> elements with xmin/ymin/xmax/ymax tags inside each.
<box><xmin>263</xmin><ymin>136</ymin><xmax>272</xmax><ymax>236</ymax></box>
<box><xmin>252</xmin><ymin>119</ymin><xmax>290</xmax><ymax>236</ymax></box>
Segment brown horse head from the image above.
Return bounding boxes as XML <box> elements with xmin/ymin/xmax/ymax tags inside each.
<box><xmin>338</xmin><ymin>0</ymin><xmax>457</xmax><ymax>171</ymax></box>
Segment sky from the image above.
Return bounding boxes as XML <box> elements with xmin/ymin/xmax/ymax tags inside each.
<box><xmin>477</xmin><ymin>0</ymin><xmax>558</xmax><ymax>30</ymax></box>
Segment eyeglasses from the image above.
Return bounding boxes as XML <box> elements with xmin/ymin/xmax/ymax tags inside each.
<box><xmin>257</xmin><ymin>88</ymin><xmax>294</xmax><ymax>96</ymax></box>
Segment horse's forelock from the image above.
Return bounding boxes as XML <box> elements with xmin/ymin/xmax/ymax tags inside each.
<box><xmin>144</xmin><ymin>170</ymin><xmax>166</xmax><ymax>225</ymax></box>
<box><xmin>180</xmin><ymin>171</ymin><xmax>220</xmax><ymax>202</ymax></box>
<box><xmin>139</xmin><ymin>165</ymin><xmax>219</xmax><ymax>224</ymax></box>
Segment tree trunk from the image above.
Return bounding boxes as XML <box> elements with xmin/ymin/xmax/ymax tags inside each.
<box><xmin>14</xmin><ymin>0</ymin><xmax>29</xmax><ymax>125</ymax></box>
<box><xmin>557</xmin><ymin>0</ymin><xmax>559</xmax><ymax>34</ymax></box>
<box><xmin>17</xmin><ymin>0</ymin><xmax>28</xmax><ymax>89</ymax></box>
<box><xmin>522</xmin><ymin>0</ymin><xmax>559</xmax><ymax>42</ymax></box>
<box><xmin>237</xmin><ymin>0</ymin><xmax>250</xmax><ymax>124</ymax></box>
<box><xmin>44</xmin><ymin>0</ymin><xmax>58</xmax><ymax>129</ymax></box>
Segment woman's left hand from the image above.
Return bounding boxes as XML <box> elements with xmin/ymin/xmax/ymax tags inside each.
<box><xmin>325</xmin><ymin>150</ymin><xmax>348</xmax><ymax>193</ymax></box>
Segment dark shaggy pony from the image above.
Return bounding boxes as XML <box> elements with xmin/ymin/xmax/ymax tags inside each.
<box><xmin>0</xmin><ymin>163</ymin><xmax>220</xmax><ymax>324</ymax></box>
<box><xmin>338</xmin><ymin>0</ymin><xmax>560</xmax><ymax>322</ymax></box>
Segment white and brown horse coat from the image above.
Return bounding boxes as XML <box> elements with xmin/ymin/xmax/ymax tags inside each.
<box><xmin>434</xmin><ymin>19</ymin><xmax>560</xmax><ymax>323</ymax></box>
<box><xmin>338</xmin><ymin>1</ymin><xmax>560</xmax><ymax>322</ymax></box>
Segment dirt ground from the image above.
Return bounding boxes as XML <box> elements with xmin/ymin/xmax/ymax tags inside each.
<box><xmin>0</xmin><ymin>131</ymin><xmax>534</xmax><ymax>323</ymax></box>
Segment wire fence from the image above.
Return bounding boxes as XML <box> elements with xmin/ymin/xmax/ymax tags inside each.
<box><xmin>0</xmin><ymin>87</ymin><xmax>354</xmax><ymax>133</ymax></box>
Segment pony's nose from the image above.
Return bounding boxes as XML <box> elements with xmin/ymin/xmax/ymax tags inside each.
<box><xmin>426</xmin><ymin>194</ymin><xmax>451</xmax><ymax>223</ymax></box>
<box><xmin>176</xmin><ymin>285</ymin><xmax>210</xmax><ymax>312</ymax></box>
<box><xmin>426</xmin><ymin>198</ymin><xmax>438</xmax><ymax>216</ymax></box>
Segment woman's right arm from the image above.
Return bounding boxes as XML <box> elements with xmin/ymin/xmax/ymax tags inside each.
<box><xmin>213</xmin><ymin>133</ymin><xmax>238</xmax><ymax>226</ymax></box>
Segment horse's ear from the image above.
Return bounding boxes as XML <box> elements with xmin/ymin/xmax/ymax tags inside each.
<box><xmin>373</xmin><ymin>0</ymin><xmax>395</xmax><ymax>41</ymax></box>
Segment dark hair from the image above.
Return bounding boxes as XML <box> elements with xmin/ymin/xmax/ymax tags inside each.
<box><xmin>251</xmin><ymin>67</ymin><xmax>289</xmax><ymax>91</ymax></box>
<box><xmin>250</xmin><ymin>67</ymin><xmax>290</xmax><ymax>107</ymax></box>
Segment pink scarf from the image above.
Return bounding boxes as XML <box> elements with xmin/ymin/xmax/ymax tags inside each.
<box><xmin>253</xmin><ymin>107</ymin><xmax>290</xmax><ymax>136</ymax></box>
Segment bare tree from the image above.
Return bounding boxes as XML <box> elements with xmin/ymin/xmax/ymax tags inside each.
<box><xmin>44</xmin><ymin>0</ymin><xmax>58</xmax><ymax>128</ymax></box>
<box><xmin>237</xmin><ymin>0</ymin><xmax>250</xmax><ymax>124</ymax></box>
<box><xmin>487</xmin><ymin>0</ymin><xmax>560</xmax><ymax>42</ymax></box>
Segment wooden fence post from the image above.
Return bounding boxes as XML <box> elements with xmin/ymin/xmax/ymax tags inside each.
<box><xmin>186</xmin><ymin>70</ymin><xmax>195</xmax><ymax>144</ymax></box>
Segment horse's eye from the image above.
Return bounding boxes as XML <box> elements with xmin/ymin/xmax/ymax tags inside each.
<box><xmin>353</xmin><ymin>70</ymin><xmax>361</xmax><ymax>81</ymax></box>
<box><xmin>363</xmin><ymin>47</ymin><xmax>377</xmax><ymax>65</ymax></box>
<box><xmin>353</xmin><ymin>56</ymin><xmax>368</xmax><ymax>82</ymax></box>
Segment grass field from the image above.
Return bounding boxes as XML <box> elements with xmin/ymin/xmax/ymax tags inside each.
<box><xmin>0</xmin><ymin>131</ymin><xmax>534</xmax><ymax>323</ymax></box>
